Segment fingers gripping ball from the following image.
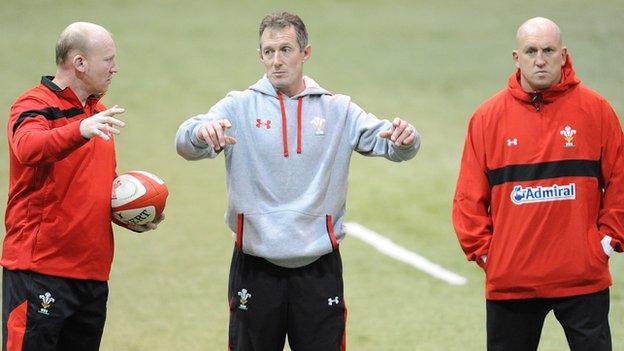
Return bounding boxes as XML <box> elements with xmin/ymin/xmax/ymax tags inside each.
<box><xmin>112</xmin><ymin>171</ymin><xmax>168</xmax><ymax>226</ymax></box>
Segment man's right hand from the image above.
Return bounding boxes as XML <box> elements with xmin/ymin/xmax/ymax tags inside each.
<box><xmin>197</xmin><ymin>119</ymin><xmax>237</xmax><ymax>150</ymax></box>
<box><xmin>80</xmin><ymin>105</ymin><xmax>126</xmax><ymax>141</ymax></box>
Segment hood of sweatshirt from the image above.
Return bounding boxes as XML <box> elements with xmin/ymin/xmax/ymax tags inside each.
<box><xmin>507</xmin><ymin>53</ymin><xmax>580</xmax><ymax>109</ymax></box>
<box><xmin>248</xmin><ymin>75</ymin><xmax>332</xmax><ymax>157</ymax></box>
<box><xmin>249</xmin><ymin>74</ymin><xmax>332</xmax><ymax>98</ymax></box>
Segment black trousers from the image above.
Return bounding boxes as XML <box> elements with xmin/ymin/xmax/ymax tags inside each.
<box><xmin>2</xmin><ymin>269</ymin><xmax>108</xmax><ymax>351</ymax></box>
<box><xmin>487</xmin><ymin>288</ymin><xmax>611</xmax><ymax>351</ymax></box>
<box><xmin>228</xmin><ymin>248</ymin><xmax>347</xmax><ymax>351</ymax></box>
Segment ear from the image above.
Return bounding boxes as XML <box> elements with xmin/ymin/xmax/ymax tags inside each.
<box><xmin>258</xmin><ymin>48</ymin><xmax>263</xmax><ymax>62</ymax></box>
<box><xmin>73</xmin><ymin>53</ymin><xmax>87</xmax><ymax>73</ymax></box>
<box><xmin>561</xmin><ymin>47</ymin><xmax>567</xmax><ymax>66</ymax></box>
<box><xmin>302</xmin><ymin>44</ymin><xmax>311</xmax><ymax>62</ymax></box>
<box><xmin>512</xmin><ymin>50</ymin><xmax>520</xmax><ymax>68</ymax></box>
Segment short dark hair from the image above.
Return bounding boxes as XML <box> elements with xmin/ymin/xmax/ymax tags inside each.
<box><xmin>259</xmin><ymin>12</ymin><xmax>308</xmax><ymax>51</ymax></box>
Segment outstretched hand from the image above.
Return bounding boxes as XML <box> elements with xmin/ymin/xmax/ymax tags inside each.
<box><xmin>379</xmin><ymin>117</ymin><xmax>416</xmax><ymax>146</ymax></box>
<box><xmin>80</xmin><ymin>105</ymin><xmax>126</xmax><ymax>141</ymax></box>
<box><xmin>197</xmin><ymin>119</ymin><xmax>237</xmax><ymax>150</ymax></box>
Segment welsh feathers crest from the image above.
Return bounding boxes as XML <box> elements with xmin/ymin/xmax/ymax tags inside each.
<box><xmin>310</xmin><ymin>117</ymin><xmax>326</xmax><ymax>136</ymax></box>
<box><xmin>560</xmin><ymin>125</ymin><xmax>576</xmax><ymax>148</ymax></box>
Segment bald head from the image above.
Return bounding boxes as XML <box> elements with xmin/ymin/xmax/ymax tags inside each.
<box><xmin>512</xmin><ymin>17</ymin><xmax>567</xmax><ymax>92</ymax></box>
<box><xmin>516</xmin><ymin>17</ymin><xmax>562</xmax><ymax>49</ymax></box>
<box><xmin>55</xmin><ymin>22</ymin><xmax>112</xmax><ymax>66</ymax></box>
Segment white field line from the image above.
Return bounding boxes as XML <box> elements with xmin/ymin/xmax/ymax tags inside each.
<box><xmin>344</xmin><ymin>222</ymin><xmax>467</xmax><ymax>286</ymax></box>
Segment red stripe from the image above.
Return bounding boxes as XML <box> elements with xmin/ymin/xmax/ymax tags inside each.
<box><xmin>6</xmin><ymin>300</ymin><xmax>27</xmax><ymax>351</ymax></box>
<box><xmin>296</xmin><ymin>97</ymin><xmax>303</xmax><ymax>154</ymax></box>
<box><xmin>227</xmin><ymin>296</ymin><xmax>235</xmax><ymax>351</ymax></box>
<box><xmin>341</xmin><ymin>299</ymin><xmax>348</xmax><ymax>351</ymax></box>
<box><xmin>326</xmin><ymin>215</ymin><xmax>339</xmax><ymax>250</ymax></box>
<box><xmin>277</xmin><ymin>92</ymin><xmax>289</xmax><ymax>157</ymax></box>
<box><xmin>236</xmin><ymin>214</ymin><xmax>244</xmax><ymax>251</ymax></box>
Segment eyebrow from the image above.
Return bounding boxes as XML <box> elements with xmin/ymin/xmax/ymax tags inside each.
<box><xmin>262</xmin><ymin>43</ymin><xmax>293</xmax><ymax>50</ymax></box>
<box><xmin>523</xmin><ymin>44</ymin><xmax>556</xmax><ymax>50</ymax></box>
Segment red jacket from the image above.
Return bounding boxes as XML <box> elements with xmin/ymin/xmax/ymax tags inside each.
<box><xmin>2</xmin><ymin>76</ymin><xmax>116</xmax><ymax>281</ymax></box>
<box><xmin>452</xmin><ymin>56</ymin><xmax>624</xmax><ymax>300</ymax></box>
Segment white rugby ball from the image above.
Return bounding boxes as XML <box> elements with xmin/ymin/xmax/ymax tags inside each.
<box><xmin>111</xmin><ymin>171</ymin><xmax>168</xmax><ymax>226</ymax></box>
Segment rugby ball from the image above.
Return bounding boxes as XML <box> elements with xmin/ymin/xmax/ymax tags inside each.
<box><xmin>111</xmin><ymin>171</ymin><xmax>168</xmax><ymax>226</ymax></box>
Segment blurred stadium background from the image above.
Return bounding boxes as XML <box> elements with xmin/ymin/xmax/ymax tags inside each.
<box><xmin>1</xmin><ymin>0</ymin><xmax>622</xmax><ymax>350</ymax></box>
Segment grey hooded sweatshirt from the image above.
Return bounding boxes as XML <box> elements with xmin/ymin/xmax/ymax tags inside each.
<box><xmin>176</xmin><ymin>75</ymin><xmax>420</xmax><ymax>267</ymax></box>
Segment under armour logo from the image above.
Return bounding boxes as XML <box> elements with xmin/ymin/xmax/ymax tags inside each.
<box><xmin>506</xmin><ymin>138</ymin><xmax>518</xmax><ymax>146</ymax></box>
<box><xmin>328</xmin><ymin>296</ymin><xmax>339</xmax><ymax>306</ymax></box>
<box><xmin>256</xmin><ymin>119</ymin><xmax>271</xmax><ymax>129</ymax></box>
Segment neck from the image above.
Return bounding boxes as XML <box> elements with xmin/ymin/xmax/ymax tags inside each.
<box><xmin>52</xmin><ymin>70</ymin><xmax>90</xmax><ymax>106</ymax></box>
<box><xmin>520</xmin><ymin>78</ymin><xmax>539</xmax><ymax>93</ymax></box>
<box><xmin>278</xmin><ymin>77</ymin><xmax>305</xmax><ymax>97</ymax></box>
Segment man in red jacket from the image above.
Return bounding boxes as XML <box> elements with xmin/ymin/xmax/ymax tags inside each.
<box><xmin>2</xmin><ymin>22</ymin><xmax>159</xmax><ymax>350</ymax></box>
<box><xmin>453</xmin><ymin>17</ymin><xmax>624</xmax><ymax>351</ymax></box>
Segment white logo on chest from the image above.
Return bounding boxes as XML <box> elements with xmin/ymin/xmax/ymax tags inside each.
<box><xmin>310</xmin><ymin>117</ymin><xmax>326</xmax><ymax>136</ymax></box>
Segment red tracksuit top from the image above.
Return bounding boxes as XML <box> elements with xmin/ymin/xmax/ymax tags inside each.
<box><xmin>452</xmin><ymin>56</ymin><xmax>624</xmax><ymax>300</ymax></box>
<box><xmin>2</xmin><ymin>76</ymin><xmax>116</xmax><ymax>281</ymax></box>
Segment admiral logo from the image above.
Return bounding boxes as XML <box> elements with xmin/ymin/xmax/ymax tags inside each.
<box><xmin>510</xmin><ymin>183</ymin><xmax>576</xmax><ymax>205</ymax></box>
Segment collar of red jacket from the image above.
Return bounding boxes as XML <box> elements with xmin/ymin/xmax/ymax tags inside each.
<box><xmin>507</xmin><ymin>53</ymin><xmax>580</xmax><ymax>104</ymax></box>
<box><xmin>41</xmin><ymin>76</ymin><xmax>103</xmax><ymax>108</ymax></box>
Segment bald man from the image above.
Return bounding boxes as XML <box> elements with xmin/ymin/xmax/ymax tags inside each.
<box><xmin>453</xmin><ymin>17</ymin><xmax>624</xmax><ymax>350</ymax></box>
<box><xmin>2</xmin><ymin>22</ymin><xmax>158</xmax><ymax>350</ymax></box>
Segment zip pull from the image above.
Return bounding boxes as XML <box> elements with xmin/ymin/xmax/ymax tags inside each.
<box><xmin>531</xmin><ymin>93</ymin><xmax>542</xmax><ymax>111</ymax></box>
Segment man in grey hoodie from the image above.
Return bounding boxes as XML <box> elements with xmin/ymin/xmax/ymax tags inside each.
<box><xmin>175</xmin><ymin>11</ymin><xmax>420</xmax><ymax>351</ymax></box>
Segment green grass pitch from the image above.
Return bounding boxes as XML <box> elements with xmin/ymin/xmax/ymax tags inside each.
<box><xmin>1</xmin><ymin>1</ymin><xmax>622</xmax><ymax>350</ymax></box>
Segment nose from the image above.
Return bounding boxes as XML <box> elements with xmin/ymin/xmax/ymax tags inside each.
<box><xmin>535</xmin><ymin>52</ymin><xmax>546</xmax><ymax>67</ymax></box>
<box><xmin>111</xmin><ymin>60</ymin><xmax>119</xmax><ymax>74</ymax></box>
<box><xmin>272</xmin><ymin>52</ymin><xmax>283</xmax><ymax>67</ymax></box>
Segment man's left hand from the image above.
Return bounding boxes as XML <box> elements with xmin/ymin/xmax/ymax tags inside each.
<box><xmin>380</xmin><ymin>118</ymin><xmax>416</xmax><ymax>146</ymax></box>
<box><xmin>114</xmin><ymin>214</ymin><xmax>165</xmax><ymax>233</ymax></box>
